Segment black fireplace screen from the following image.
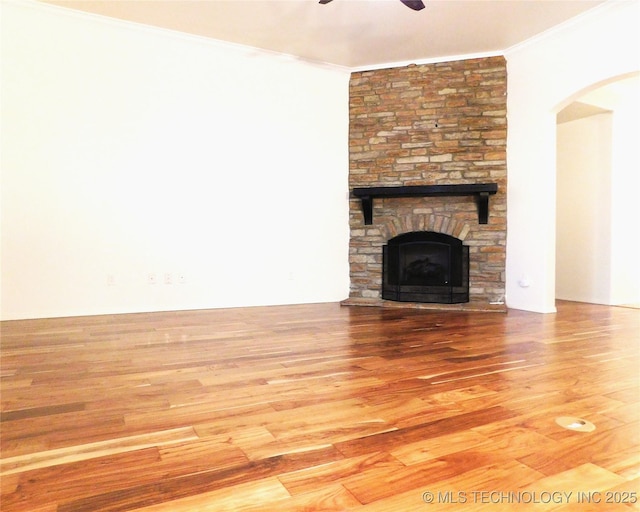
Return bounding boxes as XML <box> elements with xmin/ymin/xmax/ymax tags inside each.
<box><xmin>382</xmin><ymin>231</ymin><xmax>469</xmax><ymax>303</ymax></box>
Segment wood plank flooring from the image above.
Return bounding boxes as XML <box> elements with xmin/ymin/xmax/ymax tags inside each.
<box><xmin>1</xmin><ymin>300</ymin><xmax>638</xmax><ymax>511</ymax></box>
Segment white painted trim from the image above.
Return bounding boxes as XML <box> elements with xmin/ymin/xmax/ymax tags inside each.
<box><xmin>504</xmin><ymin>0</ymin><xmax>622</xmax><ymax>57</ymax></box>
<box><xmin>8</xmin><ymin>0</ymin><xmax>352</xmax><ymax>73</ymax></box>
<box><xmin>349</xmin><ymin>50</ymin><xmax>505</xmax><ymax>72</ymax></box>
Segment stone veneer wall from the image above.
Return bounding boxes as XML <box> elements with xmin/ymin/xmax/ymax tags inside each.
<box><xmin>348</xmin><ymin>56</ymin><xmax>507</xmax><ymax>304</ymax></box>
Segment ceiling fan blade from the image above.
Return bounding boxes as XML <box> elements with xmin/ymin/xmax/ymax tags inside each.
<box><xmin>319</xmin><ymin>0</ymin><xmax>424</xmax><ymax>10</ymax></box>
<box><xmin>399</xmin><ymin>0</ymin><xmax>426</xmax><ymax>10</ymax></box>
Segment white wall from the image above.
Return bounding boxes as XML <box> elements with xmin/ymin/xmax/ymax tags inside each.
<box><xmin>556</xmin><ymin>113</ymin><xmax>613</xmax><ymax>303</ymax></box>
<box><xmin>0</xmin><ymin>1</ymin><xmax>351</xmax><ymax>320</ymax></box>
<box><xmin>4</xmin><ymin>1</ymin><xmax>639</xmax><ymax>320</ymax></box>
<box><xmin>504</xmin><ymin>0</ymin><xmax>640</xmax><ymax>312</ymax></box>
<box><xmin>609</xmin><ymin>84</ymin><xmax>640</xmax><ymax>305</ymax></box>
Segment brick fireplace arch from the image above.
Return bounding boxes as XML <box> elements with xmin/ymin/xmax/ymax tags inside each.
<box><xmin>379</xmin><ymin>214</ymin><xmax>471</xmax><ymax>242</ymax></box>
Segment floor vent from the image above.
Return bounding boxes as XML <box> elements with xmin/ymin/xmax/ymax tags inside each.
<box><xmin>555</xmin><ymin>416</ymin><xmax>596</xmax><ymax>432</ymax></box>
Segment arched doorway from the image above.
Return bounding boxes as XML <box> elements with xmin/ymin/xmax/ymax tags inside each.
<box><xmin>555</xmin><ymin>73</ymin><xmax>640</xmax><ymax>306</ymax></box>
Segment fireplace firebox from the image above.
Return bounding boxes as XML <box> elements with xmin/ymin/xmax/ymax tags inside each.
<box><xmin>382</xmin><ymin>231</ymin><xmax>469</xmax><ymax>304</ymax></box>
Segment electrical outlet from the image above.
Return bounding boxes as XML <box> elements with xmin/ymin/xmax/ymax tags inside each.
<box><xmin>164</xmin><ymin>273</ymin><xmax>172</xmax><ymax>285</ymax></box>
<box><xmin>107</xmin><ymin>274</ymin><xmax>116</xmax><ymax>286</ymax></box>
<box><xmin>148</xmin><ymin>273</ymin><xmax>157</xmax><ymax>285</ymax></box>
<box><xmin>178</xmin><ymin>274</ymin><xmax>186</xmax><ymax>285</ymax></box>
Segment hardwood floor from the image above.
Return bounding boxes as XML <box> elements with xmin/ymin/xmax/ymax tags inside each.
<box><xmin>1</xmin><ymin>301</ymin><xmax>638</xmax><ymax>511</ymax></box>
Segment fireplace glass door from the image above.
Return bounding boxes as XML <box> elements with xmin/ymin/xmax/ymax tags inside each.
<box><xmin>383</xmin><ymin>231</ymin><xmax>469</xmax><ymax>303</ymax></box>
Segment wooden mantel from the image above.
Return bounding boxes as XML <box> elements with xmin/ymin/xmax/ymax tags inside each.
<box><xmin>352</xmin><ymin>183</ymin><xmax>498</xmax><ymax>225</ymax></box>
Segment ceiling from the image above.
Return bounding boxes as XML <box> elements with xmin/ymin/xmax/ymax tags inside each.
<box><xmin>40</xmin><ymin>0</ymin><xmax>607</xmax><ymax>69</ymax></box>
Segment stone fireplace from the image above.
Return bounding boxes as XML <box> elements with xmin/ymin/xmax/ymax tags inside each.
<box><xmin>344</xmin><ymin>56</ymin><xmax>507</xmax><ymax>310</ymax></box>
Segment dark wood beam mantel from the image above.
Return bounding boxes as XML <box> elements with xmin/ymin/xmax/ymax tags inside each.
<box><xmin>352</xmin><ymin>183</ymin><xmax>499</xmax><ymax>225</ymax></box>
